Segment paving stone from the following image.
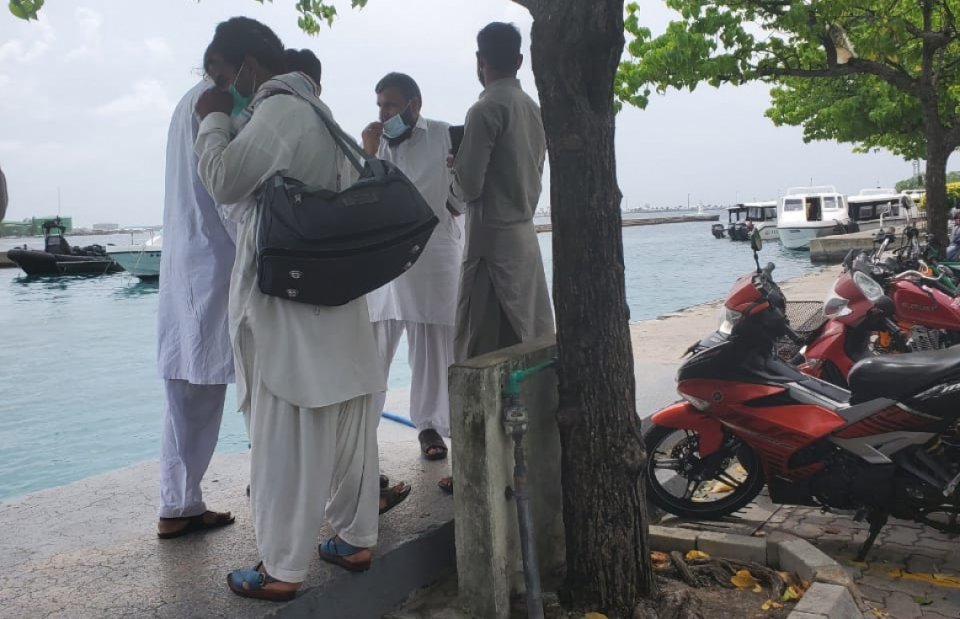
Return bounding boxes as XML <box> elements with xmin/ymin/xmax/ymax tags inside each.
<box><xmin>777</xmin><ymin>538</ymin><xmax>838</xmax><ymax>580</ymax></box>
<box><xmin>920</xmin><ymin>610</ymin><xmax>959</xmax><ymax>619</ymax></box>
<box><xmin>647</xmin><ymin>525</ymin><xmax>697</xmax><ymax>552</ymax></box>
<box><xmin>813</xmin><ymin>565</ymin><xmax>865</xmax><ymax>609</ymax></box>
<box><xmin>786</xmin><ymin>612</ymin><xmax>829</xmax><ymax>619</ymax></box>
<box><xmin>696</xmin><ymin>530</ymin><xmax>766</xmax><ymax>564</ymax></box>
<box><xmin>884</xmin><ymin>591</ymin><xmax>925</xmax><ymax>619</ymax></box>
<box><xmin>856</xmin><ymin>583</ymin><xmax>888</xmax><ymax>605</ymax></box>
<box><xmin>791</xmin><ymin>583</ymin><xmax>861</xmax><ymax>618</ymax></box>
<box><xmin>906</xmin><ymin>555</ymin><xmax>943</xmax><ymax>575</ymax></box>
<box><xmin>883</xmin><ymin>528</ymin><xmax>921</xmax><ymax>547</ymax></box>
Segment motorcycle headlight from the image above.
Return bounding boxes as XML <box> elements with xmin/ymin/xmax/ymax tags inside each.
<box><xmin>853</xmin><ymin>270</ymin><xmax>885</xmax><ymax>303</ymax></box>
<box><xmin>718</xmin><ymin>306</ymin><xmax>743</xmax><ymax>335</ymax></box>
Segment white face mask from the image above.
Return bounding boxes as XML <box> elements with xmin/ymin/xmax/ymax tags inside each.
<box><xmin>382</xmin><ymin>102</ymin><xmax>411</xmax><ymax>139</ymax></box>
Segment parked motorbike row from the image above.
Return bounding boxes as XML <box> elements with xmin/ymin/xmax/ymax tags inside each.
<box><xmin>644</xmin><ymin>228</ymin><xmax>960</xmax><ymax>561</ymax></box>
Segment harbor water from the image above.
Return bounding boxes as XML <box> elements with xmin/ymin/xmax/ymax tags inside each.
<box><xmin>0</xmin><ymin>221</ymin><xmax>819</xmax><ymax>501</ymax></box>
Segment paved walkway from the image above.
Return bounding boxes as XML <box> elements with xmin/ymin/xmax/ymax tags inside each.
<box><xmin>658</xmin><ymin>494</ymin><xmax>960</xmax><ymax>619</ymax></box>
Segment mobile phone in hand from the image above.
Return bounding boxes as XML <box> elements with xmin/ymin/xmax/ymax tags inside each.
<box><xmin>449</xmin><ymin>125</ymin><xmax>464</xmax><ymax>155</ymax></box>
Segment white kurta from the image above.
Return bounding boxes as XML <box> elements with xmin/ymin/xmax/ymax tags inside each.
<box><xmin>366</xmin><ymin>116</ymin><xmax>464</xmax><ymax>325</ymax></box>
<box><xmin>157</xmin><ymin>80</ymin><xmax>237</xmax><ymax>385</ymax></box>
<box><xmin>195</xmin><ymin>90</ymin><xmax>384</xmax><ymax>412</ymax></box>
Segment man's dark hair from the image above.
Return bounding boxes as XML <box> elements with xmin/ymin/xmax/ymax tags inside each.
<box><xmin>203</xmin><ymin>17</ymin><xmax>286</xmax><ymax>75</ymax></box>
<box><xmin>285</xmin><ymin>48</ymin><xmax>322</xmax><ymax>83</ymax></box>
<box><xmin>477</xmin><ymin>22</ymin><xmax>521</xmax><ymax>74</ymax></box>
<box><xmin>374</xmin><ymin>72</ymin><xmax>421</xmax><ymax>102</ymax></box>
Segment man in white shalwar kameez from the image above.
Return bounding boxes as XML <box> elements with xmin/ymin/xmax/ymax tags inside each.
<box><xmin>360</xmin><ymin>73</ymin><xmax>464</xmax><ymax>461</ymax></box>
<box><xmin>195</xmin><ymin>20</ymin><xmax>384</xmax><ymax>598</ymax></box>
<box><xmin>156</xmin><ymin>79</ymin><xmax>238</xmax><ymax>538</ymax></box>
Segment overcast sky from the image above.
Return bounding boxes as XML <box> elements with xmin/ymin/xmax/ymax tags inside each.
<box><xmin>0</xmin><ymin>0</ymin><xmax>939</xmax><ymax>227</ymax></box>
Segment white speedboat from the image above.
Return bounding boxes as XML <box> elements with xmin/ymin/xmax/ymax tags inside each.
<box><xmin>107</xmin><ymin>233</ymin><xmax>161</xmax><ymax>279</ymax></box>
<box><xmin>742</xmin><ymin>201</ymin><xmax>779</xmax><ymax>241</ymax></box>
<box><xmin>847</xmin><ymin>189</ymin><xmax>919</xmax><ymax>232</ymax></box>
<box><xmin>776</xmin><ymin>186</ymin><xmax>851</xmax><ymax>250</ymax></box>
<box><xmin>713</xmin><ymin>201</ymin><xmax>778</xmax><ymax>241</ymax></box>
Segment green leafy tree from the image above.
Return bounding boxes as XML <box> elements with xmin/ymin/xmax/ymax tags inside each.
<box><xmin>10</xmin><ymin>1</ymin><xmax>656</xmax><ymax>614</ymax></box>
<box><xmin>618</xmin><ymin>0</ymin><xmax>960</xmax><ymax>241</ymax></box>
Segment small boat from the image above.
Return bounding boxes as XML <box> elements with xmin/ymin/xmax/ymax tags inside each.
<box><xmin>5</xmin><ymin>218</ymin><xmax>123</xmax><ymax>276</ymax></box>
<box><xmin>776</xmin><ymin>186</ymin><xmax>855</xmax><ymax>250</ymax></box>
<box><xmin>107</xmin><ymin>232</ymin><xmax>161</xmax><ymax>279</ymax></box>
<box><xmin>847</xmin><ymin>189</ymin><xmax>919</xmax><ymax>232</ymax></box>
<box><xmin>717</xmin><ymin>202</ymin><xmax>779</xmax><ymax>241</ymax></box>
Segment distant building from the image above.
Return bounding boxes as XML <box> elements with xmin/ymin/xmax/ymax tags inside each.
<box><xmin>0</xmin><ymin>216</ymin><xmax>72</xmax><ymax>237</ymax></box>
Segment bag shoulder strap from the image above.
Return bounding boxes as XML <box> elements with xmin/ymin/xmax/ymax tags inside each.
<box><xmin>257</xmin><ymin>91</ymin><xmax>383</xmax><ymax>177</ymax></box>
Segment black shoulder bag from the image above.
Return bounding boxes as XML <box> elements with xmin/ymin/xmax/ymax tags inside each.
<box><xmin>255</xmin><ymin>99</ymin><xmax>438</xmax><ymax>307</ymax></box>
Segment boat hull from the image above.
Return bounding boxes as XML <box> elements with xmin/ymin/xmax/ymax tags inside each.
<box><xmin>756</xmin><ymin>222</ymin><xmax>779</xmax><ymax>241</ymax></box>
<box><xmin>777</xmin><ymin>223</ymin><xmax>844</xmax><ymax>250</ymax></box>
<box><xmin>5</xmin><ymin>249</ymin><xmax>123</xmax><ymax>276</ymax></box>
<box><xmin>107</xmin><ymin>249</ymin><xmax>161</xmax><ymax>279</ymax></box>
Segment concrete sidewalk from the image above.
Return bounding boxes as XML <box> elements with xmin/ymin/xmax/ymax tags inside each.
<box><xmin>1</xmin><ymin>415</ymin><xmax>455</xmax><ymax>619</ymax></box>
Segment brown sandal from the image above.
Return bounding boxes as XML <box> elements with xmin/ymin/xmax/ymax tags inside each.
<box><xmin>418</xmin><ymin>429</ymin><xmax>448</xmax><ymax>461</ymax></box>
<box><xmin>380</xmin><ymin>482</ymin><xmax>411</xmax><ymax>515</ymax></box>
<box><xmin>158</xmin><ymin>510</ymin><xmax>235</xmax><ymax>539</ymax></box>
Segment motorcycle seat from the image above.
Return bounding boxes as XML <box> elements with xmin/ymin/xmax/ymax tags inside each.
<box><xmin>848</xmin><ymin>346</ymin><xmax>960</xmax><ymax>403</ymax></box>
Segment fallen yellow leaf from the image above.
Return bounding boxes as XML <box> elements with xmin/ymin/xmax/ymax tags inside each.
<box><xmin>731</xmin><ymin>569</ymin><xmax>760</xmax><ymax>590</ymax></box>
<box><xmin>753</xmin><ymin>583</ymin><xmax>763</xmax><ymax>593</ymax></box>
<box><xmin>685</xmin><ymin>550</ymin><xmax>710</xmax><ymax>561</ymax></box>
<box><xmin>584</xmin><ymin>613</ymin><xmax>608</xmax><ymax>619</ymax></box>
<box><xmin>870</xmin><ymin>609</ymin><xmax>890</xmax><ymax>618</ymax></box>
<box><xmin>888</xmin><ymin>569</ymin><xmax>960</xmax><ymax>589</ymax></box>
<box><xmin>711</xmin><ymin>481</ymin><xmax>734</xmax><ymax>493</ymax></box>
<box><xmin>781</xmin><ymin>585</ymin><xmax>803</xmax><ymax>602</ymax></box>
<box><xmin>761</xmin><ymin>599</ymin><xmax>783</xmax><ymax>610</ymax></box>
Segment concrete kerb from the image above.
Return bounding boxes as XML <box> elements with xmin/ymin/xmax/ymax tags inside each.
<box><xmin>648</xmin><ymin>525</ymin><xmax>865</xmax><ymax>618</ymax></box>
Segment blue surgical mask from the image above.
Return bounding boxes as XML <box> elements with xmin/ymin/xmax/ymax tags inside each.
<box><xmin>229</xmin><ymin>63</ymin><xmax>252</xmax><ymax>117</ymax></box>
<box><xmin>382</xmin><ymin>103</ymin><xmax>411</xmax><ymax>139</ymax></box>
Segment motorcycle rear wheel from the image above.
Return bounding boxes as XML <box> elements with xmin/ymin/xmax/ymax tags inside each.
<box><xmin>644</xmin><ymin>424</ymin><xmax>764</xmax><ymax>519</ymax></box>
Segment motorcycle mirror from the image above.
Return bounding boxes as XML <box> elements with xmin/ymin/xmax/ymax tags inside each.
<box><xmin>750</xmin><ymin>229</ymin><xmax>763</xmax><ymax>272</ymax></box>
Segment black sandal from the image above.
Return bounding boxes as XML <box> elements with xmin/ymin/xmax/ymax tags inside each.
<box><xmin>418</xmin><ymin>429</ymin><xmax>448</xmax><ymax>461</ymax></box>
<box><xmin>380</xmin><ymin>482</ymin><xmax>411</xmax><ymax>515</ymax></box>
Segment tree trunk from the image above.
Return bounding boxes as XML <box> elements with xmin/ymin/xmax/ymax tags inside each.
<box><xmin>925</xmin><ymin>131</ymin><xmax>950</xmax><ymax>243</ymax></box>
<box><xmin>528</xmin><ymin>0</ymin><xmax>655</xmax><ymax>615</ymax></box>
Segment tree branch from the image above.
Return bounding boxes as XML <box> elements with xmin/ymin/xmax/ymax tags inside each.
<box><xmin>760</xmin><ymin>57</ymin><xmax>917</xmax><ymax>93</ymax></box>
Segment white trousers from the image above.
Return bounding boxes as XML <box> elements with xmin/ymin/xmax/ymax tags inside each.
<box><xmin>246</xmin><ymin>379</ymin><xmax>380</xmax><ymax>583</ymax></box>
<box><xmin>371</xmin><ymin>320</ymin><xmax>456</xmax><ymax>437</ymax></box>
<box><xmin>159</xmin><ymin>379</ymin><xmax>227</xmax><ymax>518</ymax></box>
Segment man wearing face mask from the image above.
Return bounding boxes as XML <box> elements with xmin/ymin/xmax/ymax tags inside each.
<box><xmin>153</xmin><ymin>18</ymin><xmax>280</xmax><ymax>539</ymax></box>
<box><xmin>360</xmin><ymin>73</ymin><xmax>465</xmax><ymax>465</ymax></box>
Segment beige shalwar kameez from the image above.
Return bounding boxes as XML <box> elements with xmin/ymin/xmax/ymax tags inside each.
<box><xmin>451</xmin><ymin>77</ymin><xmax>554</xmax><ymax>361</ymax></box>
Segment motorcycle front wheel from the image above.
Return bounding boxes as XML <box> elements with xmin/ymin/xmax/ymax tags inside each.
<box><xmin>644</xmin><ymin>424</ymin><xmax>764</xmax><ymax>519</ymax></box>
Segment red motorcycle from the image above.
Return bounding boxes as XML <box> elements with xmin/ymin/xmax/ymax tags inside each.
<box><xmin>644</xmin><ymin>236</ymin><xmax>960</xmax><ymax>560</ymax></box>
<box><xmin>800</xmin><ymin>247</ymin><xmax>960</xmax><ymax>387</ymax></box>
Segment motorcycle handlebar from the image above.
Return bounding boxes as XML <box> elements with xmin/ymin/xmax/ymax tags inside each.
<box><xmin>893</xmin><ymin>269</ymin><xmax>943</xmax><ymax>282</ymax></box>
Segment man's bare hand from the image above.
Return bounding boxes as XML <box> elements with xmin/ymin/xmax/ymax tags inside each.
<box><xmin>362</xmin><ymin>122</ymin><xmax>383</xmax><ymax>156</ymax></box>
<box><xmin>196</xmin><ymin>87</ymin><xmax>232</xmax><ymax>120</ymax></box>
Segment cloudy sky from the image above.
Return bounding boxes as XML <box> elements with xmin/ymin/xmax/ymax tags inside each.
<box><xmin>0</xmin><ymin>0</ymin><xmax>936</xmax><ymax>227</ymax></box>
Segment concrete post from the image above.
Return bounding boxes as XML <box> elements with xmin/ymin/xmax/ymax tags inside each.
<box><xmin>449</xmin><ymin>336</ymin><xmax>564</xmax><ymax>618</ymax></box>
